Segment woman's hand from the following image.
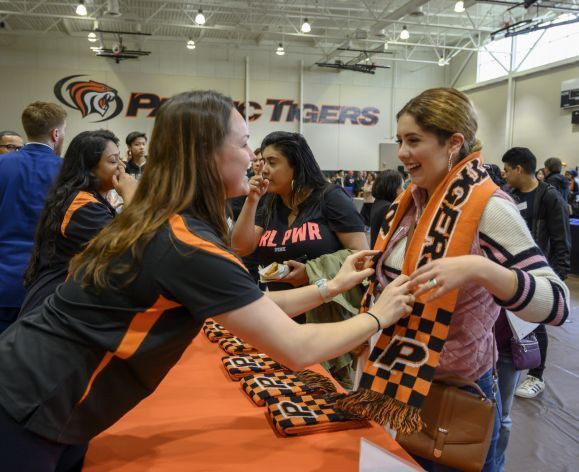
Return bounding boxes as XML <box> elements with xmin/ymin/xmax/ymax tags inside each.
<box><xmin>112</xmin><ymin>165</ymin><xmax>138</xmax><ymax>205</ymax></box>
<box><xmin>278</xmin><ymin>259</ymin><xmax>309</xmax><ymax>287</ymax></box>
<box><xmin>247</xmin><ymin>174</ymin><xmax>269</xmax><ymax>203</ymax></box>
<box><xmin>326</xmin><ymin>250</ymin><xmax>378</xmax><ymax>297</ymax></box>
<box><xmin>370</xmin><ymin>275</ymin><xmax>414</xmax><ymax>328</ymax></box>
<box><xmin>407</xmin><ymin>255</ymin><xmax>485</xmax><ymax>302</ymax></box>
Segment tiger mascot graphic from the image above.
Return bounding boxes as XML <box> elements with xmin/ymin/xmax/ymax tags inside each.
<box><xmin>54</xmin><ymin>75</ymin><xmax>123</xmax><ymax>122</ymax></box>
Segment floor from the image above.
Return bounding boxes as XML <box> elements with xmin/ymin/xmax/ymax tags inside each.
<box><xmin>505</xmin><ymin>274</ymin><xmax>579</xmax><ymax>472</ymax></box>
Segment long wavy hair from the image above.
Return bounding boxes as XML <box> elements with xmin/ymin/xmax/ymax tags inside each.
<box><xmin>260</xmin><ymin>131</ymin><xmax>328</xmax><ymax>228</ymax></box>
<box><xmin>24</xmin><ymin>130</ymin><xmax>119</xmax><ymax>287</ymax></box>
<box><xmin>69</xmin><ymin>90</ymin><xmax>233</xmax><ymax>289</ymax></box>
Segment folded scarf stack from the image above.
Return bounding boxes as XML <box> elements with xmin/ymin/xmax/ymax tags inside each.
<box><xmin>267</xmin><ymin>393</ymin><xmax>370</xmax><ymax>437</ymax></box>
<box><xmin>241</xmin><ymin>370</ymin><xmax>336</xmax><ymax>406</ymax></box>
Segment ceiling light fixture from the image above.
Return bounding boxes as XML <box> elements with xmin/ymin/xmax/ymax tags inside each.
<box><xmin>195</xmin><ymin>8</ymin><xmax>206</xmax><ymax>25</ymax></box>
<box><xmin>88</xmin><ymin>32</ymin><xmax>97</xmax><ymax>42</ymax></box>
<box><xmin>301</xmin><ymin>19</ymin><xmax>311</xmax><ymax>33</ymax></box>
<box><xmin>400</xmin><ymin>25</ymin><xmax>409</xmax><ymax>40</ymax></box>
<box><xmin>76</xmin><ymin>1</ymin><xmax>87</xmax><ymax>16</ymax></box>
<box><xmin>383</xmin><ymin>41</ymin><xmax>389</xmax><ymax>51</ymax></box>
<box><xmin>454</xmin><ymin>1</ymin><xmax>465</xmax><ymax>13</ymax></box>
<box><xmin>276</xmin><ymin>43</ymin><xmax>285</xmax><ymax>56</ymax></box>
<box><xmin>187</xmin><ymin>39</ymin><xmax>196</xmax><ymax>50</ymax></box>
<box><xmin>438</xmin><ymin>58</ymin><xmax>447</xmax><ymax>66</ymax></box>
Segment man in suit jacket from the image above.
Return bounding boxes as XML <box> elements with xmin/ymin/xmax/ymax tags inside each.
<box><xmin>0</xmin><ymin>102</ymin><xmax>67</xmax><ymax>333</ymax></box>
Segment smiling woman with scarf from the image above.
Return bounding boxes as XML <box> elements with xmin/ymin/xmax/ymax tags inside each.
<box><xmin>336</xmin><ymin>88</ymin><xmax>569</xmax><ymax>472</ymax></box>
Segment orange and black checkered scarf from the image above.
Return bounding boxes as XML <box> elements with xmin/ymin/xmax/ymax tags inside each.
<box><xmin>336</xmin><ymin>153</ymin><xmax>497</xmax><ymax>434</ymax></box>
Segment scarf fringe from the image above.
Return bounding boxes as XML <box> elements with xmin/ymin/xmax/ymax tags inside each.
<box><xmin>335</xmin><ymin>389</ymin><xmax>424</xmax><ymax>434</ymax></box>
<box><xmin>295</xmin><ymin>370</ymin><xmax>337</xmax><ymax>393</ymax></box>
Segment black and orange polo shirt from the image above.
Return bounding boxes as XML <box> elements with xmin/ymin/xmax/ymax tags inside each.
<box><xmin>20</xmin><ymin>190</ymin><xmax>116</xmax><ymax>316</ymax></box>
<box><xmin>0</xmin><ymin>213</ymin><xmax>263</xmax><ymax>444</ymax></box>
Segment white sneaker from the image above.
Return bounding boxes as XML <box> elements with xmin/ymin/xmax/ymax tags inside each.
<box><xmin>515</xmin><ymin>375</ymin><xmax>545</xmax><ymax>398</ymax></box>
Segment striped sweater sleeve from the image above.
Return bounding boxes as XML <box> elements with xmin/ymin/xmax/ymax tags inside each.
<box><xmin>478</xmin><ymin>195</ymin><xmax>569</xmax><ymax>326</ymax></box>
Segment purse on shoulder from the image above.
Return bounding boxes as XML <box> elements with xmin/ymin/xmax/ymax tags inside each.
<box><xmin>396</xmin><ymin>375</ymin><xmax>496</xmax><ymax>472</ymax></box>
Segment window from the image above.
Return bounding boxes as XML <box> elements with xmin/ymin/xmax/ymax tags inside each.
<box><xmin>516</xmin><ymin>16</ymin><xmax>579</xmax><ymax>72</ymax></box>
<box><xmin>477</xmin><ymin>37</ymin><xmax>512</xmax><ymax>82</ymax></box>
<box><xmin>477</xmin><ymin>15</ymin><xmax>579</xmax><ymax>82</ymax></box>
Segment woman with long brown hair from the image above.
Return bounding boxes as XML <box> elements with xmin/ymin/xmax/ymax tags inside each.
<box><xmin>339</xmin><ymin>88</ymin><xmax>569</xmax><ymax>472</ymax></box>
<box><xmin>0</xmin><ymin>90</ymin><xmax>414</xmax><ymax>470</ymax></box>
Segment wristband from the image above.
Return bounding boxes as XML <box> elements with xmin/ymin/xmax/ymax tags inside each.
<box><xmin>365</xmin><ymin>311</ymin><xmax>382</xmax><ymax>333</ymax></box>
<box><xmin>314</xmin><ymin>278</ymin><xmax>333</xmax><ymax>303</ymax></box>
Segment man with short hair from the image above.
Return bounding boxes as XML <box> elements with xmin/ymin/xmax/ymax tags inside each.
<box><xmin>0</xmin><ymin>102</ymin><xmax>66</xmax><ymax>332</ymax></box>
<box><xmin>544</xmin><ymin>157</ymin><xmax>570</xmax><ymax>203</ymax></box>
<box><xmin>497</xmin><ymin>147</ymin><xmax>571</xmax><ymax>469</ymax></box>
<box><xmin>125</xmin><ymin>131</ymin><xmax>147</xmax><ymax>179</ymax></box>
<box><xmin>502</xmin><ymin>151</ymin><xmax>571</xmax><ymax>391</ymax></box>
<box><xmin>0</xmin><ymin>130</ymin><xmax>24</xmax><ymax>154</ymax></box>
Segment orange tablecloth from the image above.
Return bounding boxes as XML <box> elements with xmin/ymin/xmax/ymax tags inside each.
<box><xmin>84</xmin><ymin>334</ymin><xmax>416</xmax><ymax>471</ymax></box>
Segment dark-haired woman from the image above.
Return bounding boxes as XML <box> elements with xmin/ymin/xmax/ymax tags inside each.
<box><xmin>231</xmin><ymin>131</ymin><xmax>369</xmax><ymax>292</ymax></box>
<box><xmin>19</xmin><ymin>130</ymin><xmax>137</xmax><ymax>315</ymax></box>
<box><xmin>369</xmin><ymin>169</ymin><xmax>404</xmax><ymax>247</ymax></box>
<box><xmin>0</xmin><ymin>91</ymin><xmax>414</xmax><ymax>469</ymax></box>
<box><xmin>231</xmin><ymin>132</ymin><xmax>369</xmax><ymax>386</ymax></box>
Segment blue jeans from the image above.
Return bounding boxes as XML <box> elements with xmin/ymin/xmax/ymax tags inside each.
<box><xmin>495</xmin><ymin>347</ymin><xmax>521</xmax><ymax>472</ymax></box>
<box><xmin>411</xmin><ymin>369</ymin><xmax>502</xmax><ymax>472</ymax></box>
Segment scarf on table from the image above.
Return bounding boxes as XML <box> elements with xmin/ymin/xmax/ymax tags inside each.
<box><xmin>222</xmin><ymin>353</ymin><xmax>288</xmax><ymax>381</ymax></box>
<box><xmin>218</xmin><ymin>336</ymin><xmax>258</xmax><ymax>355</ymax></box>
<box><xmin>267</xmin><ymin>393</ymin><xmax>370</xmax><ymax>437</ymax></box>
<box><xmin>336</xmin><ymin>153</ymin><xmax>497</xmax><ymax>434</ymax></box>
<box><xmin>241</xmin><ymin>370</ymin><xmax>336</xmax><ymax>406</ymax></box>
<box><xmin>203</xmin><ymin>319</ymin><xmax>233</xmax><ymax>342</ymax></box>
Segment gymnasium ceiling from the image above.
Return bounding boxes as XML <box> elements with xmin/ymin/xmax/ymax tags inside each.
<box><xmin>1</xmin><ymin>0</ymin><xmax>578</xmax><ymax>66</ymax></box>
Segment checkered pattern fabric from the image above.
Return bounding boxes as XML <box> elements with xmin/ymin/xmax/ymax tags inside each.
<box><xmin>222</xmin><ymin>353</ymin><xmax>287</xmax><ymax>381</ymax></box>
<box><xmin>241</xmin><ymin>370</ymin><xmax>334</xmax><ymax>406</ymax></box>
<box><xmin>337</xmin><ymin>154</ymin><xmax>498</xmax><ymax>434</ymax></box>
<box><xmin>218</xmin><ymin>336</ymin><xmax>257</xmax><ymax>355</ymax></box>
<box><xmin>202</xmin><ymin>319</ymin><xmax>232</xmax><ymax>343</ymax></box>
<box><xmin>266</xmin><ymin>394</ymin><xmax>370</xmax><ymax>437</ymax></box>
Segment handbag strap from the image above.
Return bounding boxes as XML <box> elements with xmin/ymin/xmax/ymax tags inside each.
<box><xmin>491</xmin><ymin>325</ymin><xmax>498</xmax><ymax>402</ymax></box>
<box><xmin>432</xmin><ymin>375</ymin><xmax>488</xmax><ymax>399</ymax></box>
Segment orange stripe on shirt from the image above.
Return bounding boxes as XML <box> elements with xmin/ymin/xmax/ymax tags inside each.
<box><xmin>77</xmin><ymin>295</ymin><xmax>182</xmax><ymax>404</ymax></box>
<box><xmin>168</xmin><ymin>214</ymin><xmax>248</xmax><ymax>272</ymax></box>
<box><xmin>60</xmin><ymin>191</ymin><xmax>99</xmax><ymax>237</ymax></box>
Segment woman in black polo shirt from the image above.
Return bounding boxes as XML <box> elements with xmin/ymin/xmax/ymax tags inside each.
<box><xmin>0</xmin><ymin>91</ymin><xmax>413</xmax><ymax>470</ymax></box>
<box><xmin>20</xmin><ymin>130</ymin><xmax>137</xmax><ymax>315</ymax></box>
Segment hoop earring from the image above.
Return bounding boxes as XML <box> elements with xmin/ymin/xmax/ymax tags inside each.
<box><xmin>291</xmin><ymin>179</ymin><xmax>295</xmax><ymax>191</ymax></box>
<box><xmin>448</xmin><ymin>152</ymin><xmax>455</xmax><ymax>172</ymax></box>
